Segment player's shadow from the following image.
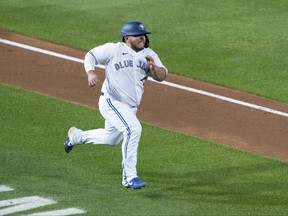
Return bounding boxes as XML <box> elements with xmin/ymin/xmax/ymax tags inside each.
<box><xmin>143</xmin><ymin>162</ymin><xmax>288</xmax><ymax>206</ymax></box>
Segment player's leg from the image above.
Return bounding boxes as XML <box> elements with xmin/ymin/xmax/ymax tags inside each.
<box><xmin>103</xmin><ymin>98</ymin><xmax>145</xmax><ymax>188</ymax></box>
<box><xmin>121</xmin><ymin>118</ymin><xmax>143</xmax><ymax>188</ymax></box>
<box><xmin>69</xmin><ymin>120</ymin><xmax>123</xmax><ymax>146</ymax></box>
<box><xmin>64</xmin><ymin>95</ymin><xmax>123</xmax><ymax>152</ymax></box>
<box><xmin>67</xmin><ymin>94</ymin><xmax>125</xmax><ymax>146</ymax></box>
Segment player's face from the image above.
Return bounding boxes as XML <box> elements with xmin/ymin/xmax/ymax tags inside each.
<box><xmin>125</xmin><ymin>35</ymin><xmax>146</xmax><ymax>52</ymax></box>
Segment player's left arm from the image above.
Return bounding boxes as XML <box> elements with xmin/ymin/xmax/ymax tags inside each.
<box><xmin>145</xmin><ymin>55</ymin><xmax>167</xmax><ymax>82</ymax></box>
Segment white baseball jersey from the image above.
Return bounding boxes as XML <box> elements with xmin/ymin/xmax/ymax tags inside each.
<box><xmin>85</xmin><ymin>42</ymin><xmax>168</xmax><ymax>107</ymax></box>
<box><xmin>79</xmin><ymin>41</ymin><xmax>167</xmax><ymax>185</ymax></box>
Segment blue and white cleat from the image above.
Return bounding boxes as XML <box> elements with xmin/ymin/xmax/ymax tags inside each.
<box><xmin>64</xmin><ymin>137</ymin><xmax>73</xmax><ymax>153</ymax></box>
<box><xmin>127</xmin><ymin>177</ymin><xmax>146</xmax><ymax>189</ymax></box>
<box><xmin>64</xmin><ymin>127</ymin><xmax>77</xmax><ymax>153</ymax></box>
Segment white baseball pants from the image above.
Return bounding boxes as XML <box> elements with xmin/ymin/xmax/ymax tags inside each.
<box><xmin>71</xmin><ymin>95</ymin><xmax>142</xmax><ymax>184</ymax></box>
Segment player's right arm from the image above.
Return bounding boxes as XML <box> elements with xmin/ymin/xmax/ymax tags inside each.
<box><xmin>87</xmin><ymin>70</ymin><xmax>99</xmax><ymax>87</ymax></box>
<box><xmin>84</xmin><ymin>43</ymin><xmax>115</xmax><ymax>87</ymax></box>
<box><xmin>84</xmin><ymin>52</ymin><xmax>100</xmax><ymax>87</ymax></box>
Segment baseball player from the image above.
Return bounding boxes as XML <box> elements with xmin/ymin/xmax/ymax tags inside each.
<box><xmin>64</xmin><ymin>21</ymin><xmax>168</xmax><ymax>189</ymax></box>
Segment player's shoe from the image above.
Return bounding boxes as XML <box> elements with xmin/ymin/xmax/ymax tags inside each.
<box><xmin>122</xmin><ymin>177</ymin><xmax>129</xmax><ymax>187</ymax></box>
<box><xmin>63</xmin><ymin>127</ymin><xmax>76</xmax><ymax>153</ymax></box>
<box><xmin>64</xmin><ymin>137</ymin><xmax>73</xmax><ymax>153</ymax></box>
<box><xmin>122</xmin><ymin>181</ymin><xmax>129</xmax><ymax>188</ymax></box>
<box><xmin>126</xmin><ymin>177</ymin><xmax>146</xmax><ymax>189</ymax></box>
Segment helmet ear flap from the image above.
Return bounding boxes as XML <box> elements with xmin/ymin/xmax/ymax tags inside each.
<box><xmin>144</xmin><ymin>35</ymin><xmax>149</xmax><ymax>48</ymax></box>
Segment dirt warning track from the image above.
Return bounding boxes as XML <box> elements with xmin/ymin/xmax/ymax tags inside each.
<box><xmin>1</xmin><ymin>30</ymin><xmax>288</xmax><ymax>162</ymax></box>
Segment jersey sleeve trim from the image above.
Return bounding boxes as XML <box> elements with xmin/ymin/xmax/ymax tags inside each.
<box><xmin>89</xmin><ymin>50</ymin><xmax>99</xmax><ymax>65</ymax></box>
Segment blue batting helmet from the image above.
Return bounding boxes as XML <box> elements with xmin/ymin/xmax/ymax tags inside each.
<box><xmin>121</xmin><ymin>21</ymin><xmax>151</xmax><ymax>47</ymax></box>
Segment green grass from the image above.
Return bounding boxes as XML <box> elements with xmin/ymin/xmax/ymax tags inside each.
<box><xmin>1</xmin><ymin>84</ymin><xmax>288</xmax><ymax>215</ymax></box>
<box><xmin>1</xmin><ymin>1</ymin><xmax>288</xmax><ymax>215</ymax></box>
<box><xmin>0</xmin><ymin>0</ymin><xmax>288</xmax><ymax>102</ymax></box>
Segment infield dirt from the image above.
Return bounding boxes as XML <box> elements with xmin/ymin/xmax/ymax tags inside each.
<box><xmin>1</xmin><ymin>30</ymin><xmax>288</xmax><ymax>162</ymax></box>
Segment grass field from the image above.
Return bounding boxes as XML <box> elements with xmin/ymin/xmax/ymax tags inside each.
<box><xmin>0</xmin><ymin>0</ymin><xmax>288</xmax><ymax>102</ymax></box>
<box><xmin>1</xmin><ymin>84</ymin><xmax>288</xmax><ymax>215</ymax></box>
<box><xmin>1</xmin><ymin>0</ymin><xmax>288</xmax><ymax>215</ymax></box>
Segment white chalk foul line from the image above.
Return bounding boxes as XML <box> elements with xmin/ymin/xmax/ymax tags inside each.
<box><xmin>0</xmin><ymin>39</ymin><xmax>85</xmax><ymax>64</ymax></box>
<box><xmin>152</xmin><ymin>79</ymin><xmax>288</xmax><ymax>118</ymax></box>
<box><xmin>1</xmin><ymin>38</ymin><xmax>288</xmax><ymax>118</ymax></box>
<box><xmin>0</xmin><ymin>185</ymin><xmax>14</xmax><ymax>192</ymax></box>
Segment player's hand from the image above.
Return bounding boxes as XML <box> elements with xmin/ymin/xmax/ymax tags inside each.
<box><xmin>145</xmin><ymin>55</ymin><xmax>155</xmax><ymax>71</ymax></box>
<box><xmin>145</xmin><ymin>55</ymin><xmax>166</xmax><ymax>82</ymax></box>
<box><xmin>87</xmin><ymin>70</ymin><xmax>100</xmax><ymax>87</ymax></box>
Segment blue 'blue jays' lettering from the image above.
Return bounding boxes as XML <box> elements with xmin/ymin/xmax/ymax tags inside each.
<box><xmin>114</xmin><ymin>60</ymin><xmax>133</xmax><ymax>70</ymax></box>
<box><xmin>114</xmin><ymin>60</ymin><xmax>149</xmax><ymax>72</ymax></box>
<box><xmin>137</xmin><ymin>61</ymin><xmax>149</xmax><ymax>73</ymax></box>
